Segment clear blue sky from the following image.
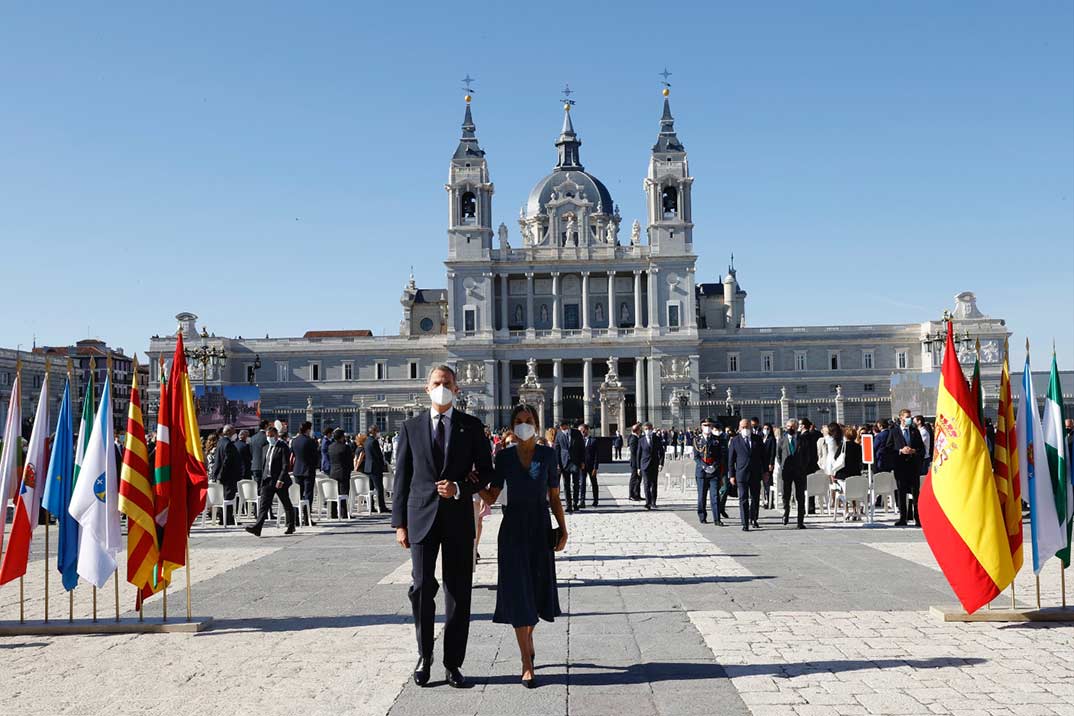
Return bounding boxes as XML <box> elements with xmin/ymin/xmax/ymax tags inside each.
<box><xmin>1</xmin><ymin>2</ymin><xmax>1071</xmax><ymax>367</ymax></box>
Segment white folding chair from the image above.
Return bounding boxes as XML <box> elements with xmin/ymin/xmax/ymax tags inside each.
<box><xmin>237</xmin><ymin>479</ymin><xmax>259</xmax><ymax>520</ymax></box>
<box><xmin>680</xmin><ymin>459</ymin><xmax>695</xmax><ymax>493</ymax></box>
<box><xmin>805</xmin><ymin>471</ymin><xmax>831</xmax><ymax>516</ymax></box>
<box><xmin>201</xmin><ymin>482</ymin><xmax>236</xmax><ymax>528</ymax></box>
<box><xmin>319</xmin><ymin>478</ymin><xmax>347</xmax><ymax>520</ymax></box>
<box><xmin>351</xmin><ymin>474</ymin><xmax>373</xmax><ymax>516</ymax></box>
<box><xmin>277</xmin><ymin>482</ymin><xmax>309</xmax><ymax>527</ymax></box>
<box><xmin>841</xmin><ymin>475</ymin><xmax>870</xmax><ymax>521</ymax></box>
<box><xmin>872</xmin><ymin>472</ymin><xmax>897</xmax><ymax>513</ymax></box>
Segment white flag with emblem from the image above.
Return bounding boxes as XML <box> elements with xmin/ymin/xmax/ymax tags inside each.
<box><xmin>68</xmin><ymin>374</ymin><xmax>121</xmax><ymax>587</ymax></box>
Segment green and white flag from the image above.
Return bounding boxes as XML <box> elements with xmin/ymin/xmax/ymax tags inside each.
<box><xmin>1043</xmin><ymin>351</ymin><xmax>1071</xmax><ymax>567</ymax></box>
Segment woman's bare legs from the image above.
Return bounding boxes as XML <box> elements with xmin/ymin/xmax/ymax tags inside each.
<box><xmin>514</xmin><ymin>626</ymin><xmax>534</xmax><ymax>680</ymax></box>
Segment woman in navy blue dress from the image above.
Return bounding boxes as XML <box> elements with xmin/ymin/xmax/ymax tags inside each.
<box><xmin>479</xmin><ymin>404</ymin><xmax>567</xmax><ymax>688</ymax></box>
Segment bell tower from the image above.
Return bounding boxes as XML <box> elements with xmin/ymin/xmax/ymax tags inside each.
<box><xmin>446</xmin><ymin>81</ymin><xmax>494</xmax><ymax>260</ymax></box>
<box><xmin>645</xmin><ymin>75</ymin><xmax>693</xmax><ymax>256</ymax></box>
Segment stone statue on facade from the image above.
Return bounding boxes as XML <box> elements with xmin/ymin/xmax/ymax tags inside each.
<box><xmin>564</xmin><ymin>215</ymin><xmax>577</xmax><ymax>247</ymax></box>
<box><xmin>630</xmin><ymin>219</ymin><xmax>641</xmax><ymax>246</ymax></box>
<box><xmin>605</xmin><ymin>221</ymin><xmax>618</xmax><ymax>245</ymax></box>
<box><xmin>521</xmin><ymin>357</ymin><xmax>540</xmax><ymax>388</ymax></box>
<box><xmin>498</xmin><ymin>222</ymin><xmax>510</xmax><ymax>252</ymax></box>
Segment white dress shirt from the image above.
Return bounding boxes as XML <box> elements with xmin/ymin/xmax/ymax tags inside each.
<box><xmin>429</xmin><ymin>406</ymin><xmax>460</xmax><ymax>499</ymax></box>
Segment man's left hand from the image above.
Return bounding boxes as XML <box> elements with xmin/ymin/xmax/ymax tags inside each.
<box><xmin>437</xmin><ymin>480</ymin><xmax>458</xmax><ymax>498</ymax></box>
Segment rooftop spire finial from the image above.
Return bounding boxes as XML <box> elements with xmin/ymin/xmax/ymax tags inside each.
<box><xmin>659</xmin><ymin>67</ymin><xmax>672</xmax><ymax>97</ymax></box>
<box><xmin>461</xmin><ymin>74</ymin><xmax>475</xmax><ymax>104</ymax></box>
<box><xmin>561</xmin><ymin>84</ymin><xmax>575</xmax><ymax>112</ymax></box>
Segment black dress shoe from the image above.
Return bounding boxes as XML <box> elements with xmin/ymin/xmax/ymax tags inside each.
<box><xmin>752</xmin><ymin>520</ymin><xmax>760</xmax><ymax>529</ymax></box>
<box><xmin>699</xmin><ymin>517</ymin><xmax>708</xmax><ymax>524</ymax></box>
<box><xmin>244</xmin><ymin>526</ymin><xmax>261</xmax><ymax>538</ymax></box>
<box><xmin>742</xmin><ymin>526</ymin><xmax>749</xmax><ymax>532</ymax></box>
<box><xmin>284</xmin><ymin>525</ymin><xmax>295</xmax><ymax>535</ymax></box>
<box><xmin>644</xmin><ymin>504</ymin><xmax>652</xmax><ymax>510</ymax></box>
<box><xmin>783</xmin><ymin>515</ymin><xmax>789</xmax><ymax>526</ymax></box>
<box><xmin>413</xmin><ymin>658</ymin><xmax>431</xmax><ymax>686</ymax></box>
<box><xmin>894</xmin><ymin>520</ymin><xmax>907</xmax><ymax>527</ymax></box>
<box><xmin>720</xmin><ymin>510</ymin><xmax>730</xmax><ymax>519</ymax></box>
<box><xmin>445</xmin><ymin>667</ymin><xmax>467</xmax><ymax>688</ymax></box>
<box><xmin>714</xmin><ymin>520</ymin><xmax>724</xmax><ymax>526</ymax></box>
<box><xmin>797</xmin><ymin>524</ymin><xmax>806</xmax><ymax>529</ymax></box>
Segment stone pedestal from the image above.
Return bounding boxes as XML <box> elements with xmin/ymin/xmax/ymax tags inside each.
<box><xmin>518</xmin><ymin>358</ymin><xmax>546</xmax><ymax>428</ymax></box>
<box><xmin>598</xmin><ymin>357</ymin><xmax>626</xmax><ymax>437</ymax></box>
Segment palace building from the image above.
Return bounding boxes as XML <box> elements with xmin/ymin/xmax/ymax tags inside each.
<box><xmin>147</xmin><ymin>88</ymin><xmax>1014</xmax><ymax>435</ymax></box>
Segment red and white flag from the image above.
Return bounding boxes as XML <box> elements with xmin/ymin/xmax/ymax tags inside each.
<box><xmin>0</xmin><ymin>372</ymin><xmax>50</xmax><ymax>583</ymax></box>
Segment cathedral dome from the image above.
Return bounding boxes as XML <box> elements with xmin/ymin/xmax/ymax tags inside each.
<box><xmin>525</xmin><ymin>170</ymin><xmax>615</xmax><ymax>218</ymax></box>
<box><xmin>523</xmin><ymin>105</ymin><xmax>615</xmax><ymax>219</ymax></box>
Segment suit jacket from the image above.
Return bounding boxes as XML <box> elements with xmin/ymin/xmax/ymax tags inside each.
<box><xmin>874</xmin><ymin>428</ymin><xmax>895</xmax><ymax>472</ymax></box>
<box><xmin>263</xmin><ymin>440</ymin><xmax>292</xmax><ymax>486</ymax></box>
<box><xmin>637</xmin><ymin>432</ymin><xmax>664</xmax><ymax>473</ymax></box>
<box><xmin>775</xmin><ymin>432</ymin><xmax>813</xmax><ymax>479</ymax></box>
<box><xmin>211</xmin><ymin>437</ymin><xmax>242</xmax><ymax>486</ymax></box>
<box><xmin>235</xmin><ymin>439</ymin><xmax>252</xmax><ymax>479</ymax></box>
<box><xmin>763</xmin><ymin>434</ymin><xmax>777</xmax><ymax>470</ymax></box>
<box><xmin>290</xmin><ymin>433</ymin><xmax>319</xmax><ymax>478</ymax></box>
<box><xmin>390</xmin><ymin>409</ymin><xmax>494</xmax><ymax>544</ymax></box>
<box><xmin>361</xmin><ymin>435</ymin><xmax>386</xmax><ymax>475</ymax></box>
<box><xmin>628</xmin><ymin>433</ymin><xmax>640</xmax><ymax>468</ymax></box>
<box><xmin>555</xmin><ymin>428</ymin><xmax>585</xmax><ymax>472</ymax></box>
<box><xmin>801</xmin><ymin>428</ymin><xmax>822</xmax><ymax>472</ymax></box>
<box><xmin>727</xmin><ymin>433</ymin><xmax>766</xmax><ymax>483</ymax></box>
<box><xmin>582</xmin><ymin>435</ymin><xmax>600</xmax><ymax>472</ymax></box>
<box><xmin>248</xmin><ymin>430</ymin><xmax>268</xmax><ymax>472</ymax></box>
<box><xmin>327</xmin><ymin>441</ymin><xmax>354</xmax><ymax>483</ymax></box>
<box><xmin>891</xmin><ymin>423</ymin><xmax>925</xmax><ymax>480</ymax></box>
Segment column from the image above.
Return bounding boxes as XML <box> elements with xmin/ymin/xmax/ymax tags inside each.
<box><xmin>581</xmin><ymin>272</ymin><xmax>590</xmax><ymax>330</ymax></box>
<box><xmin>551</xmin><ymin>272</ymin><xmax>560</xmax><ymax>331</ymax></box>
<box><xmin>553</xmin><ymin>358</ymin><xmax>563</xmax><ymax>427</ymax></box>
<box><xmin>526</xmin><ymin>272</ymin><xmax>535</xmax><ymax>331</ymax></box>
<box><xmin>648</xmin><ymin>267</ymin><xmax>660</xmax><ymax>330</ymax></box>
<box><xmin>583</xmin><ymin>357</ymin><xmax>592</xmax><ymax>425</ymax></box>
<box><xmin>648</xmin><ymin>355</ymin><xmax>660</xmax><ymax>426</ymax></box>
<box><xmin>607</xmin><ymin>270</ymin><xmax>616</xmax><ymax>333</ymax></box>
<box><xmin>500</xmin><ymin>360</ymin><xmax>512</xmax><ymax>421</ymax></box>
<box><xmin>633</xmin><ymin>270</ymin><xmax>643</xmax><ymax>329</ymax></box>
<box><xmin>636</xmin><ymin>357</ymin><xmax>646</xmax><ymax>423</ymax></box>
<box><xmin>685</xmin><ymin>267</ymin><xmax>696</xmax><ymax>329</ymax></box>
<box><xmin>500</xmin><ymin>273</ymin><xmax>509</xmax><ymax>331</ymax></box>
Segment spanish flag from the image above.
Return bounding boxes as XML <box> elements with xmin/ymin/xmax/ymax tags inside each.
<box><xmin>918</xmin><ymin>322</ymin><xmax>1015</xmax><ymax>613</ymax></box>
<box><xmin>992</xmin><ymin>339</ymin><xmax>1024</xmax><ymax>574</ymax></box>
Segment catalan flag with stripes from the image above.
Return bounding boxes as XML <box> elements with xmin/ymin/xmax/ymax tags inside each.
<box><xmin>918</xmin><ymin>322</ymin><xmax>1014</xmax><ymax>613</ymax></box>
<box><xmin>118</xmin><ymin>362</ymin><xmax>160</xmax><ymax>606</ymax></box>
<box><xmin>993</xmin><ymin>339</ymin><xmax>1023</xmax><ymax>573</ymax></box>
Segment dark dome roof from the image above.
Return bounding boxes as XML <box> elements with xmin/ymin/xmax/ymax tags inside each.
<box><xmin>525</xmin><ymin>170</ymin><xmax>614</xmax><ymax>218</ymax></box>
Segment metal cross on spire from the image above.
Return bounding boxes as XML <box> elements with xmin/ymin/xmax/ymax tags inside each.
<box><xmin>461</xmin><ymin>74</ymin><xmax>476</xmax><ymax>94</ymax></box>
<box><xmin>659</xmin><ymin>67</ymin><xmax>673</xmax><ymax>88</ymax></box>
<box><xmin>561</xmin><ymin>84</ymin><xmax>576</xmax><ymax>106</ymax></box>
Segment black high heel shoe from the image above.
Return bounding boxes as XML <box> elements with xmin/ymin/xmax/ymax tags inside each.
<box><xmin>522</xmin><ymin>676</ymin><xmax>537</xmax><ymax>689</ymax></box>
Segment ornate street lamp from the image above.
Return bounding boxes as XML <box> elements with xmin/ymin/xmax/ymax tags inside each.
<box><xmin>185</xmin><ymin>326</ymin><xmax>228</xmax><ymax>394</ymax></box>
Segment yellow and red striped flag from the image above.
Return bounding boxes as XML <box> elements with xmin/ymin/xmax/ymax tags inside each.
<box><xmin>918</xmin><ymin>322</ymin><xmax>1015</xmax><ymax>613</ymax></box>
<box><xmin>117</xmin><ymin>362</ymin><xmax>160</xmax><ymax>607</ymax></box>
<box><xmin>993</xmin><ymin>339</ymin><xmax>1024</xmax><ymax>574</ymax></box>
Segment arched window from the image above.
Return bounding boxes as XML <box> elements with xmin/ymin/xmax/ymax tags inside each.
<box><xmin>661</xmin><ymin>186</ymin><xmax>678</xmax><ymax>218</ymax></box>
<box><xmin>460</xmin><ymin>191</ymin><xmax>477</xmax><ymax>224</ymax></box>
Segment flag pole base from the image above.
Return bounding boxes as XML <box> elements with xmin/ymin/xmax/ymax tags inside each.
<box><xmin>930</xmin><ymin>605</ymin><xmax>1074</xmax><ymax>623</ymax></box>
<box><xmin>0</xmin><ymin>616</ymin><xmax>214</xmax><ymax>636</ymax></box>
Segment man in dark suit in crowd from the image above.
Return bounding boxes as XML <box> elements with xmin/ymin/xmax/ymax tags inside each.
<box><xmin>728</xmin><ymin>418</ymin><xmax>767</xmax><ymax>531</ymax></box>
<box><xmin>290</xmin><ymin>421</ymin><xmax>320</xmax><ymax>526</ymax></box>
<box><xmin>579</xmin><ymin>423</ymin><xmax>600</xmax><ymax>508</ymax></box>
<box><xmin>210</xmin><ymin>424</ymin><xmax>243</xmax><ymax>525</ymax></box>
<box><xmin>799</xmin><ymin>418</ymin><xmax>822</xmax><ymax>514</ymax></box>
<box><xmin>555</xmin><ymin>419</ymin><xmax>585</xmax><ymax>512</ymax></box>
<box><xmin>715</xmin><ymin>423</ymin><xmax>731</xmax><ymax>520</ymax></box>
<box><xmin>248</xmin><ymin>419</ymin><xmax>271</xmax><ymax>518</ymax></box>
<box><xmin>694</xmin><ymin>417</ymin><xmax>723</xmax><ymax>525</ymax></box>
<box><xmin>392</xmin><ymin>365</ymin><xmax>494</xmax><ymax>690</ymax></box>
<box><xmin>628</xmin><ymin>423</ymin><xmax>642</xmax><ymax>501</ymax></box>
<box><xmin>360</xmin><ymin>426</ymin><xmax>389</xmax><ymax>513</ymax></box>
<box><xmin>245</xmin><ymin>425</ymin><xmax>295</xmax><ymax>536</ymax></box>
<box><xmin>892</xmin><ymin>408</ymin><xmax>925</xmax><ymax>526</ymax></box>
<box><xmin>873</xmin><ymin>419</ymin><xmax>894</xmax><ymax>473</ymax></box>
<box><xmin>637</xmin><ymin>421</ymin><xmax>664</xmax><ymax>510</ymax></box>
<box><xmin>776</xmin><ymin>419</ymin><xmax>813</xmax><ymax>529</ymax></box>
<box><xmin>236</xmin><ymin>429</ymin><xmax>253</xmax><ymax>482</ymax></box>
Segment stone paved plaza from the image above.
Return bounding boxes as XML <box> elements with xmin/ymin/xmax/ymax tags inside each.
<box><xmin>2</xmin><ymin>462</ymin><xmax>1073</xmax><ymax>716</ymax></box>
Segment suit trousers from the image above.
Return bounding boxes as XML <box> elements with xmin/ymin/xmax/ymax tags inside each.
<box><xmin>782</xmin><ymin>471</ymin><xmax>807</xmax><ymax>526</ymax></box>
<box><xmin>408</xmin><ymin>515</ymin><xmax>473</xmax><ymax>669</ymax></box>
<box><xmin>643</xmin><ymin>465</ymin><xmax>660</xmax><ymax>507</ymax></box>
<box><xmin>718</xmin><ymin>474</ymin><xmax>730</xmax><ymax>514</ymax></box>
<box><xmin>748</xmin><ymin>477</ymin><xmax>763</xmax><ymax>523</ymax></box>
<box><xmin>629</xmin><ymin>467</ymin><xmax>642</xmax><ymax>500</ymax></box>
<box><xmin>252</xmin><ymin>478</ymin><xmax>294</xmax><ymax>530</ymax></box>
<box><xmin>296</xmin><ymin>474</ymin><xmax>316</xmax><ymax>503</ymax></box>
<box><xmin>896</xmin><ymin>473</ymin><xmax>920</xmax><ymax>523</ymax></box>
<box><xmin>367</xmin><ymin>472</ymin><xmax>388</xmax><ymax>512</ymax></box>
<box><xmin>582</xmin><ymin>468</ymin><xmax>599</xmax><ymax>506</ymax></box>
<box><xmin>696</xmin><ymin>474</ymin><xmax>720</xmax><ymax>522</ymax></box>
<box><xmin>560</xmin><ymin>467</ymin><xmax>578</xmax><ymax>509</ymax></box>
<box><xmin>736</xmin><ymin>476</ymin><xmax>753</xmax><ymax>528</ymax></box>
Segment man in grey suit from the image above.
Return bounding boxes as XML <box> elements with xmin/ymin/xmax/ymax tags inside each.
<box><xmin>727</xmin><ymin>418</ymin><xmax>767</xmax><ymax>531</ymax></box>
<box><xmin>775</xmin><ymin>419</ymin><xmax>812</xmax><ymax>529</ymax></box>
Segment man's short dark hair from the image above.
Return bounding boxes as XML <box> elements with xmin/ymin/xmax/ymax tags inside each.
<box><xmin>260</xmin><ymin>419</ymin><xmax>271</xmax><ymax>430</ymax></box>
<box><xmin>801</xmin><ymin>419</ymin><xmax>813</xmax><ymax>429</ymax></box>
<box><xmin>300</xmin><ymin>421</ymin><xmax>313</xmax><ymax>434</ymax></box>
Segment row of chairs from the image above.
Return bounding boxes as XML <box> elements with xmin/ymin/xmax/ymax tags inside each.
<box><xmin>201</xmin><ymin>471</ymin><xmax>391</xmax><ymax>529</ymax></box>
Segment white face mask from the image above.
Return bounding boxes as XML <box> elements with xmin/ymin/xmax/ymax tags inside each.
<box><xmin>513</xmin><ymin>423</ymin><xmax>536</xmax><ymax>442</ymax></box>
<box><xmin>702</xmin><ymin>426</ymin><xmax>712</xmax><ymax>436</ymax></box>
<box><xmin>740</xmin><ymin>428</ymin><xmax>751</xmax><ymax>439</ymax></box>
<box><xmin>268</xmin><ymin>436</ymin><xmax>279</xmax><ymax>446</ymax></box>
<box><xmin>762</xmin><ymin>428</ymin><xmax>770</xmax><ymax>436</ymax></box>
<box><xmin>429</xmin><ymin>385</ymin><xmax>454</xmax><ymax>407</ymax></box>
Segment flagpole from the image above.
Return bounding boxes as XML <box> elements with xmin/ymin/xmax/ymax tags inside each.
<box><xmin>137</xmin><ymin>589</ymin><xmax>143</xmax><ymax>622</ymax></box>
<box><xmin>69</xmin><ymin>590</ymin><xmax>73</xmax><ymax>623</ymax></box>
<box><xmin>163</xmin><ymin>582</ymin><xmax>168</xmax><ymax>622</ymax></box>
<box><xmin>1062</xmin><ymin>564</ymin><xmax>1067</xmax><ymax>608</ymax></box>
<box><xmin>18</xmin><ymin>577</ymin><xmax>24</xmax><ymax>624</ymax></box>
<box><xmin>44</xmin><ymin>523</ymin><xmax>49</xmax><ymax>622</ymax></box>
<box><xmin>92</xmin><ymin>585</ymin><xmax>97</xmax><ymax>622</ymax></box>
<box><xmin>1035</xmin><ymin>574</ymin><xmax>1041</xmax><ymax>609</ymax></box>
<box><xmin>114</xmin><ymin>568</ymin><xmax>119</xmax><ymax>622</ymax></box>
<box><xmin>185</xmin><ymin>543</ymin><xmax>192</xmax><ymax>622</ymax></box>
<box><xmin>1011</xmin><ymin>576</ymin><xmax>1016</xmax><ymax>610</ymax></box>
<box><xmin>13</xmin><ymin>358</ymin><xmax>22</xmax><ymax>624</ymax></box>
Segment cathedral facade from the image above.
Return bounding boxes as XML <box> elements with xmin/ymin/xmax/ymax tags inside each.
<box><xmin>147</xmin><ymin>91</ymin><xmax>1011</xmax><ymax>435</ymax></box>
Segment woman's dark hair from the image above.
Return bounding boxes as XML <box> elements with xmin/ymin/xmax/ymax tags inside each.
<box><xmin>827</xmin><ymin>421</ymin><xmax>844</xmax><ymax>444</ymax></box>
<box><xmin>510</xmin><ymin>403</ymin><xmax>541</xmax><ymax>433</ymax></box>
